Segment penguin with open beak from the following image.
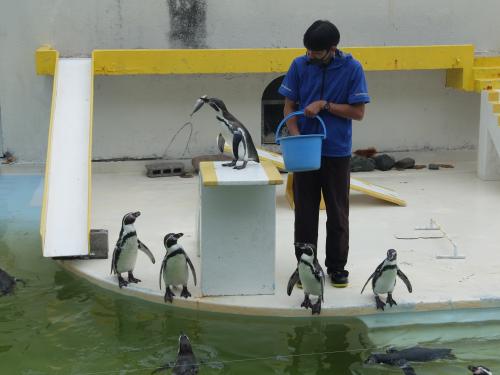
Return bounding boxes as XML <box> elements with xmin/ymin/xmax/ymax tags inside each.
<box><xmin>190</xmin><ymin>95</ymin><xmax>260</xmax><ymax>170</ymax></box>
<box><xmin>361</xmin><ymin>249</ymin><xmax>412</xmax><ymax>310</ymax></box>
<box><xmin>111</xmin><ymin>211</ymin><xmax>156</xmax><ymax>288</ymax></box>
<box><xmin>159</xmin><ymin>233</ymin><xmax>197</xmax><ymax>303</ymax></box>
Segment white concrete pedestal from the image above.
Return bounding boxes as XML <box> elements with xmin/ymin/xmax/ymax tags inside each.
<box><xmin>198</xmin><ymin>161</ymin><xmax>282</xmax><ymax>296</ymax></box>
<box><xmin>478</xmin><ymin>90</ymin><xmax>500</xmax><ymax>180</ymax></box>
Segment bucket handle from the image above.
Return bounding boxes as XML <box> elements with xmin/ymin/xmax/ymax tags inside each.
<box><xmin>275</xmin><ymin>110</ymin><xmax>327</xmax><ymax>145</ymax></box>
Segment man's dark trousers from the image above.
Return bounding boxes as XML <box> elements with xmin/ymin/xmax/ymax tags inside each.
<box><xmin>293</xmin><ymin>156</ymin><xmax>350</xmax><ymax>274</ymax></box>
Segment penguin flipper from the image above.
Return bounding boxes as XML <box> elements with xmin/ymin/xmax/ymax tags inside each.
<box><xmin>138</xmin><ymin>239</ymin><xmax>156</xmax><ymax>264</ymax></box>
<box><xmin>185</xmin><ymin>253</ymin><xmax>198</xmax><ymax>286</ymax></box>
<box><xmin>361</xmin><ymin>272</ymin><xmax>375</xmax><ymax>294</ymax></box>
<box><xmin>111</xmin><ymin>246</ymin><xmax>119</xmax><ymax>275</ymax></box>
<box><xmin>287</xmin><ymin>268</ymin><xmax>300</xmax><ymax>296</ymax></box>
<box><xmin>397</xmin><ymin>268</ymin><xmax>413</xmax><ymax>293</ymax></box>
<box><xmin>312</xmin><ymin>258</ymin><xmax>326</xmax><ymax>302</ymax></box>
<box><xmin>397</xmin><ymin>360</ymin><xmax>416</xmax><ymax>375</ymax></box>
<box><xmin>159</xmin><ymin>257</ymin><xmax>168</xmax><ymax>290</ymax></box>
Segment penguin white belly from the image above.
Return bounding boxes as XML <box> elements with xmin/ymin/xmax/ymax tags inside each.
<box><xmin>238</xmin><ymin>134</ymin><xmax>248</xmax><ymax>161</ymax></box>
<box><xmin>164</xmin><ymin>255</ymin><xmax>189</xmax><ymax>287</ymax></box>
<box><xmin>117</xmin><ymin>237</ymin><xmax>138</xmax><ymax>273</ymax></box>
<box><xmin>374</xmin><ymin>269</ymin><xmax>397</xmax><ymax>294</ymax></box>
<box><xmin>298</xmin><ymin>263</ymin><xmax>322</xmax><ymax>297</ymax></box>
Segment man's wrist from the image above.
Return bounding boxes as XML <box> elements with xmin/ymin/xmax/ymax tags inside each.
<box><xmin>322</xmin><ymin>101</ymin><xmax>331</xmax><ymax>112</ymax></box>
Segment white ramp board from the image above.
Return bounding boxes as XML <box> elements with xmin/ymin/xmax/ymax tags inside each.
<box><xmin>224</xmin><ymin>144</ymin><xmax>406</xmax><ymax>206</ymax></box>
<box><xmin>41</xmin><ymin>58</ymin><xmax>93</xmax><ymax>257</ymax></box>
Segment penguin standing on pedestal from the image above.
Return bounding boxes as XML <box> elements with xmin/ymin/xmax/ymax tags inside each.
<box><xmin>190</xmin><ymin>95</ymin><xmax>260</xmax><ymax>170</ymax></box>
<box><xmin>111</xmin><ymin>211</ymin><xmax>156</xmax><ymax>288</ymax></box>
<box><xmin>361</xmin><ymin>249</ymin><xmax>412</xmax><ymax>310</ymax></box>
<box><xmin>287</xmin><ymin>243</ymin><xmax>325</xmax><ymax>315</ymax></box>
<box><xmin>159</xmin><ymin>233</ymin><xmax>197</xmax><ymax>303</ymax></box>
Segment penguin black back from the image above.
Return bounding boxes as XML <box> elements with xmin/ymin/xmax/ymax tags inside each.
<box><xmin>0</xmin><ymin>268</ymin><xmax>18</xmax><ymax>296</ymax></box>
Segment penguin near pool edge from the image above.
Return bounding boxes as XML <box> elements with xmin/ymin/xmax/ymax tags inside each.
<box><xmin>159</xmin><ymin>233</ymin><xmax>197</xmax><ymax>303</ymax></box>
<box><xmin>287</xmin><ymin>242</ymin><xmax>325</xmax><ymax>315</ymax></box>
<box><xmin>469</xmin><ymin>365</ymin><xmax>493</xmax><ymax>375</ymax></box>
<box><xmin>152</xmin><ymin>333</ymin><xmax>199</xmax><ymax>375</ymax></box>
<box><xmin>111</xmin><ymin>211</ymin><xmax>156</xmax><ymax>288</ymax></box>
<box><xmin>361</xmin><ymin>248</ymin><xmax>412</xmax><ymax>310</ymax></box>
<box><xmin>0</xmin><ymin>267</ymin><xmax>25</xmax><ymax>296</ymax></box>
<box><xmin>190</xmin><ymin>95</ymin><xmax>260</xmax><ymax>170</ymax></box>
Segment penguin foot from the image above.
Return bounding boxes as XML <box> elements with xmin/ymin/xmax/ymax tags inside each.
<box><xmin>233</xmin><ymin>161</ymin><xmax>247</xmax><ymax>170</ymax></box>
<box><xmin>180</xmin><ymin>286</ymin><xmax>192</xmax><ymax>299</ymax></box>
<box><xmin>386</xmin><ymin>293</ymin><xmax>398</xmax><ymax>307</ymax></box>
<box><xmin>222</xmin><ymin>160</ymin><xmax>237</xmax><ymax>167</ymax></box>
<box><xmin>127</xmin><ymin>272</ymin><xmax>141</xmax><ymax>284</ymax></box>
<box><xmin>164</xmin><ymin>287</ymin><xmax>175</xmax><ymax>303</ymax></box>
<box><xmin>118</xmin><ymin>276</ymin><xmax>129</xmax><ymax>288</ymax></box>
<box><xmin>311</xmin><ymin>301</ymin><xmax>322</xmax><ymax>315</ymax></box>
<box><xmin>301</xmin><ymin>295</ymin><xmax>313</xmax><ymax>309</ymax></box>
<box><xmin>375</xmin><ymin>296</ymin><xmax>386</xmax><ymax>311</ymax></box>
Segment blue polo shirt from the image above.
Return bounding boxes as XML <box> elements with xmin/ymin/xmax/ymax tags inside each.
<box><xmin>278</xmin><ymin>50</ymin><xmax>370</xmax><ymax>157</ymax></box>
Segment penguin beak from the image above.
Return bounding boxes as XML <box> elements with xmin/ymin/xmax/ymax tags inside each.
<box><xmin>133</xmin><ymin>211</ymin><xmax>141</xmax><ymax>218</ymax></box>
<box><xmin>190</xmin><ymin>95</ymin><xmax>208</xmax><ymax>116</ymax></box>
<box><xmin>175</xmin><ymin>233</ymin><xmax>184</xmax><ymax>239</ymax></box>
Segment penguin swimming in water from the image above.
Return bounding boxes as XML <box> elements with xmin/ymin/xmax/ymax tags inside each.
<box><xmin>469</xmin><ymin>365</ymin><xmax>493</xmax><ymax>375</ymax></box>
<box><xmin>152</xmin><ymin>333</ymin><xmax>199</xmax><ymax>374</ymax></box>
<box><xmin>287</xmin><ymin>243</ymin><xmax>325</xmax><ymax>315</ymax></box>
<box><xmin>111</xmin><ymin>211</ymin><xmax>156</xmax><ymax>288</ymax></box>
<box><xmin>159</xmin><ymin>233</ymin><xmax>197</xmax><ymax>303</ymax></box>
<box><xmin>0</xmin><ymin>267</ymin><xmax>25</xmax><ymax>296</ymax></box>
<box><xmin>190</xmin><ymin>95</ymin><xmax>260</xmax><ymax>170</ymax></box>
<box><xmin>361</xmin><ymin>248</ymin><xmax>412</xmax><ymax>310</ymax></box>
<box><xmin>365</xmin><ymin>346</ymin><xmax>455</xmax><ymax>375</ymax></box>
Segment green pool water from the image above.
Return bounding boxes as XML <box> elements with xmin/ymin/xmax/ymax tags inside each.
<box><xmin>1</xmin><ymin>175</ymin><xmax>499</xmax><ymax>374</ymax></box>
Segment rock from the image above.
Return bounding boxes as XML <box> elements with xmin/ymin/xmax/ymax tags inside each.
<box><xmin>350</xmin><ymin>155</ymin><xmax>375</xmax><ymax>172</ymax></box>
<box><xmin>428</xmin><ymin>163</ymin><xmax>440</xmax><ymax>170</ymax></box>
<box><xmin>374</xmin><ymin>154</ymin><xmax>396</xmax><ymax>171</ymax></box>
<box><xmin>394</xmin><ymin>157</ymin><xmax>415</xmax><ymax>170</ymax></box>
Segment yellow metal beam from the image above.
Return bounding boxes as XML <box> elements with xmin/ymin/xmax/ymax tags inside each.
<box><xmin>37</xmin><ymin>45</ymin><xmax>475</xmax><ymax>76</ymax></box>
<box><xmin>474</xmin><ymin>56</ymin><xmax>500</xmax><ymax>67</ymax></box>
<box><xmin>35</xmin><ymin>45</ymin><xmax>58</xmax><ymax>75</ymax></box>
<box><xmin>489</xmin><ymin>91</ymin><xmax>500</xmax><ymax>102</ymax></box>
<box><xmin>93</xmin><ymin>45</ymin><xmax>474</xmax><ymax>75</ymax></box>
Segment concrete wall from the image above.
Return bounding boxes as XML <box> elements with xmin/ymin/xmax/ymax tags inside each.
<box><xmin>1</xmin><ymin>0</ymin><xmax>498</xmax><ymax>162</ymax></box>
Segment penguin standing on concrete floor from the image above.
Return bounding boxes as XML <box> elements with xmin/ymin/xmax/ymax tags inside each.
<box><xmin>152</xmin><ymin>333</ymin><xmax>198</xmax><ymax>374</ymax></box>
<box><xmin>111</xmin><ymin>211</ymin><xmax>156</xmax><ymax>288</ymax></box>
<box><xmin>287</xmin><ymin>243</ymin><xmax>325</xmax><ymax>315</ymax></box>
<box><xmin>160</xmin><ymin>233</ymin><xmax>197</xmax><ymax>303</ymax></box>
<box><xmin>469</xmin><ymin>365</ymin><xmax>493</xmax><ymax>375</ymax></box>
<box><xmin>361</xmin><ymin>249</ymin><xmax>412</xmax><ymax>310</ymax></box>
<box><xmin>190</xmin><ymin>95</ymin><xmax>260</xmax><ymax>170</ymax></box>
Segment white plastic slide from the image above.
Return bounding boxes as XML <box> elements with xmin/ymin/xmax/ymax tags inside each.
<box><xmin>40</xmin><ymin>58</ymin><xmax>93</xmax><ymax>257</ymax></box>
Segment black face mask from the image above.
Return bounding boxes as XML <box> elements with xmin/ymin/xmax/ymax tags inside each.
<box><xmin>306</xmin><ymin>51</ymin><xmax>332</xmax><ymax>66</ymax></box>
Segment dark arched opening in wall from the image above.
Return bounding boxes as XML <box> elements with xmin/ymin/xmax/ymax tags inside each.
<box><xmin>261</xmin><ymin>75</ymin><xmax>285</xmax><ymax>144</ymax></box>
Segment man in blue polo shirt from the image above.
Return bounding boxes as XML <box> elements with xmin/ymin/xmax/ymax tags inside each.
<box><xmin>279</xmin><ymin>20</ymin><xmax>370</xmax><ymax>288</ymax></box>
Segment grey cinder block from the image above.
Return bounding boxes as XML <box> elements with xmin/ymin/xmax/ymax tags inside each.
<box><xmin>146</xmin><ymin>162</ymin><xmax>185</xmax><ymax>178</ymax></box>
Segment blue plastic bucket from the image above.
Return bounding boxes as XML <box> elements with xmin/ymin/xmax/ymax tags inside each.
<box><xmin>275</xmin><ymin>111</ymin><xmax>327</xmax><ymax>172</ymax></box>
